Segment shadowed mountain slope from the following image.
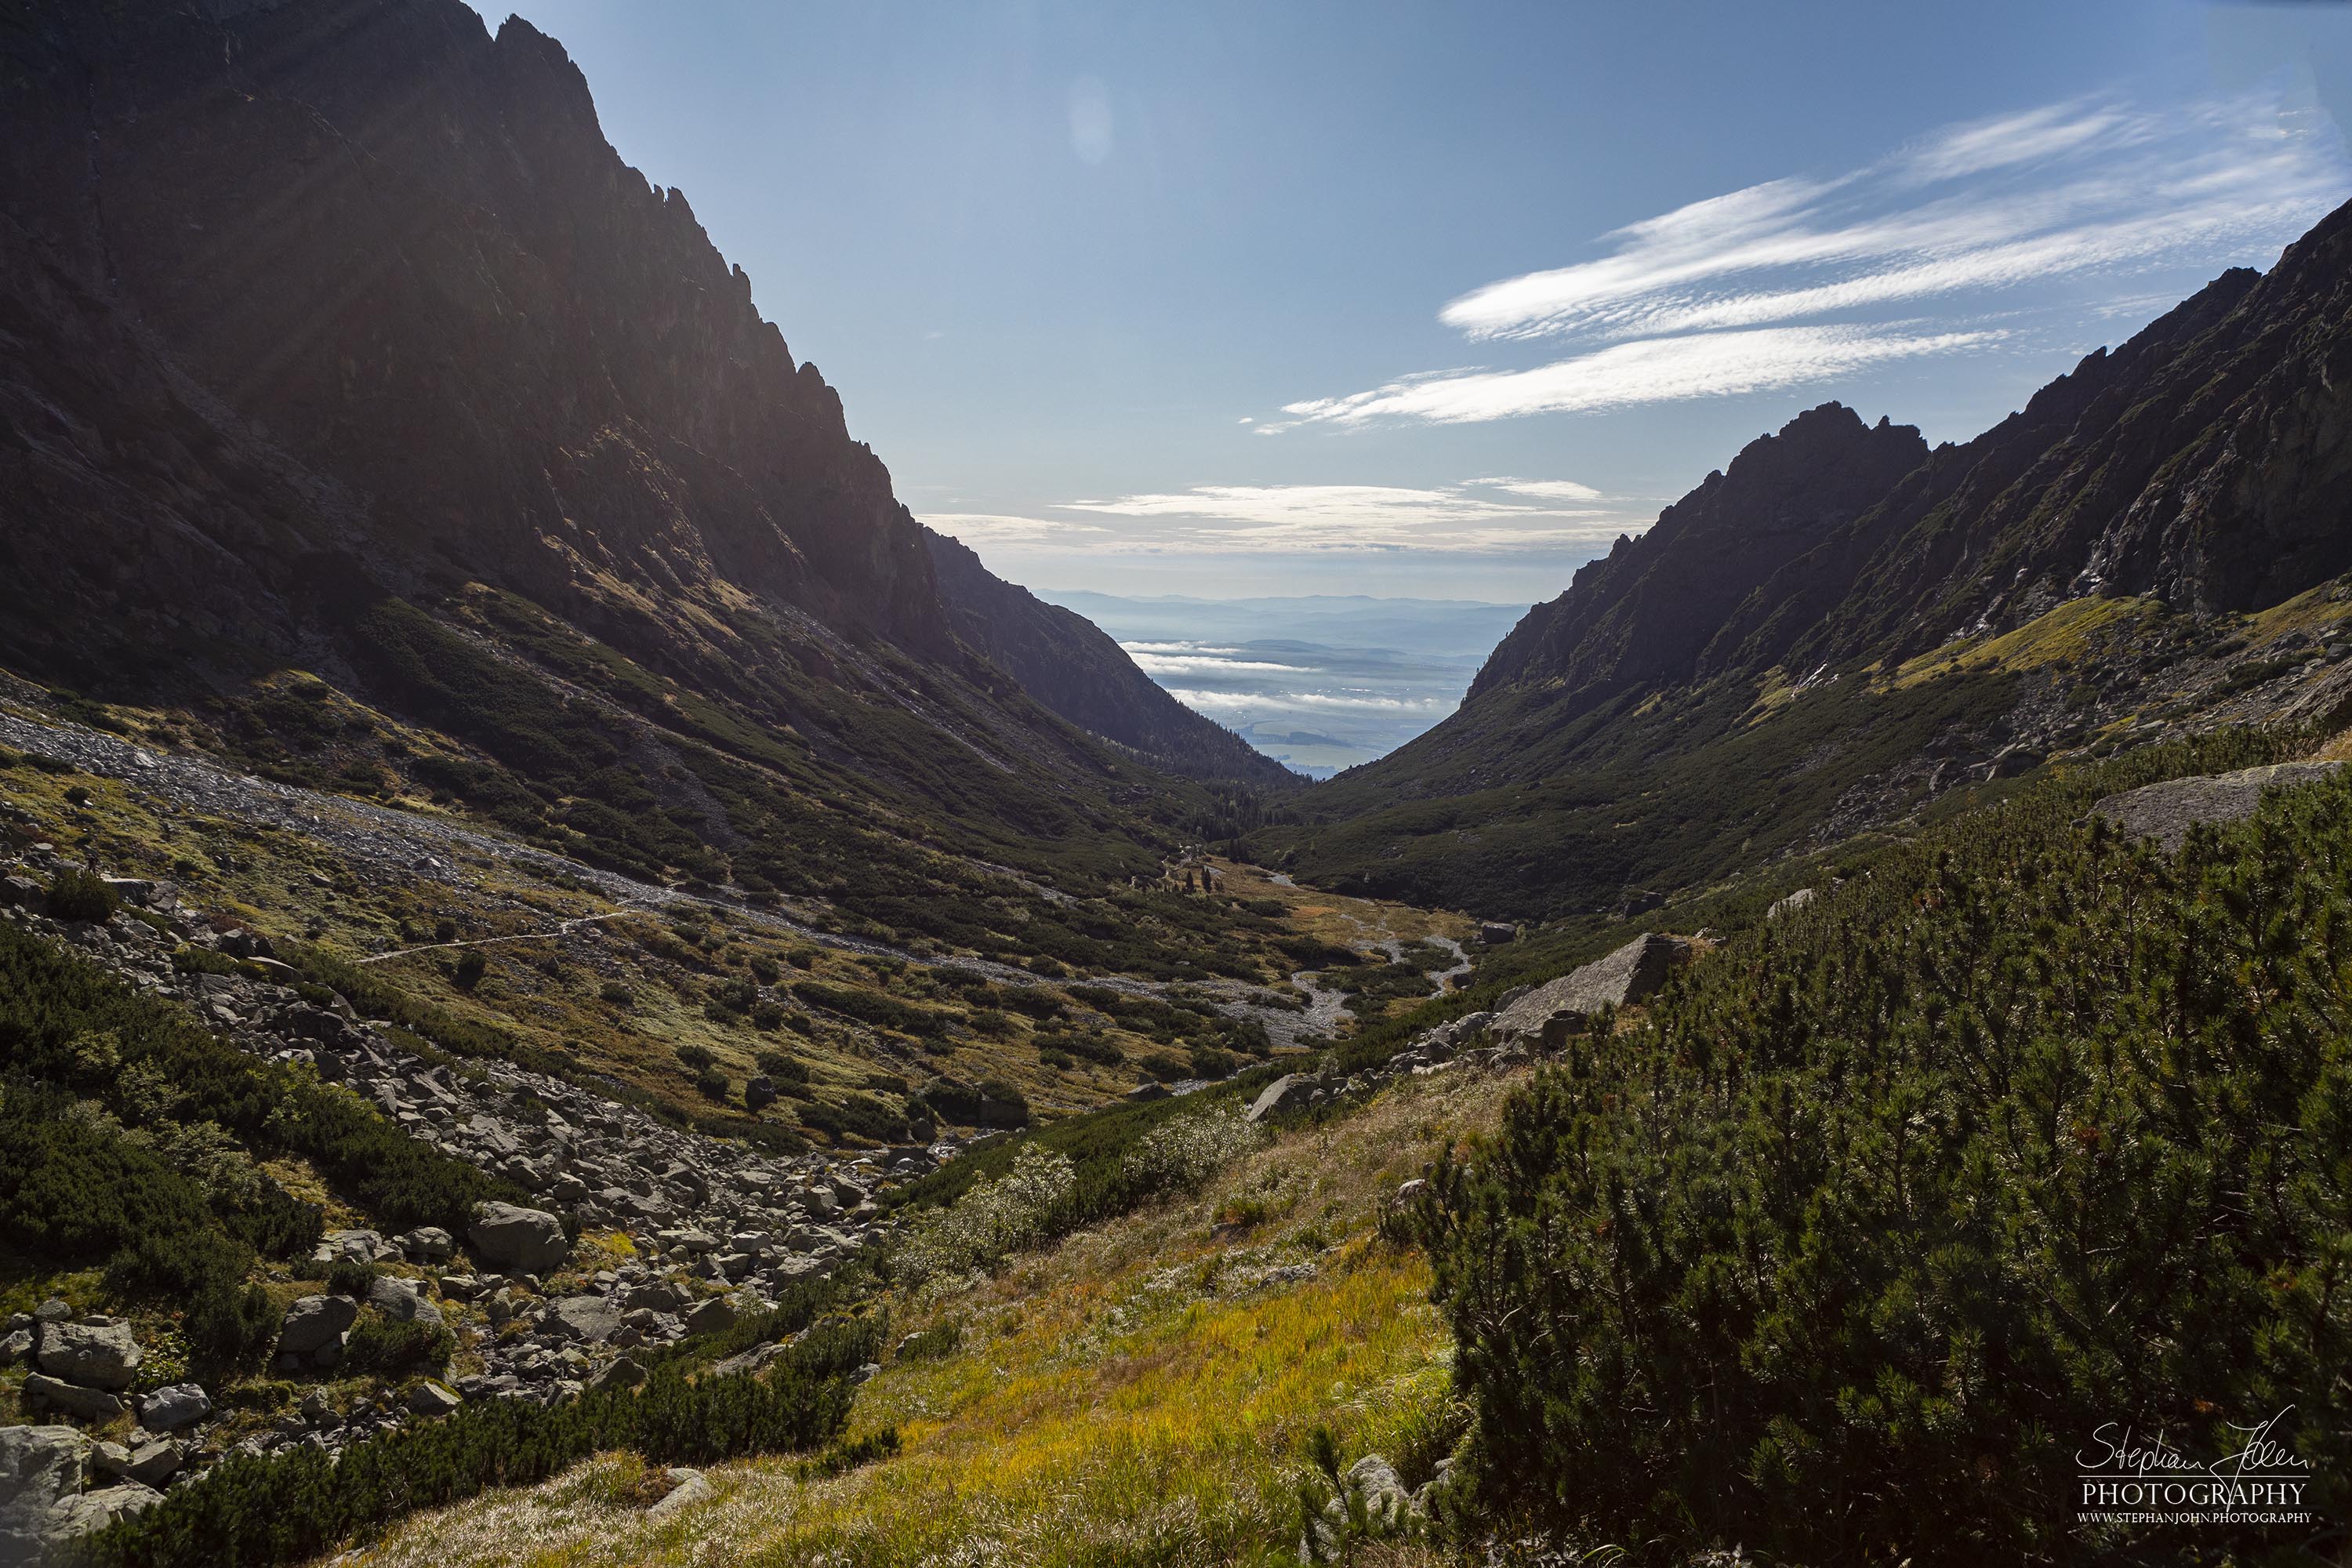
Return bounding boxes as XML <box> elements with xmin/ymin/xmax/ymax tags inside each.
<box><xmin>0</xmin><ymin>0</ymin><xmax>1264</xmax><ymax>911</ymax></box>
<box><xmin>924</xmin><ymin>528</ymin><xmax>1298</xmax><ymax>788</ymax></box>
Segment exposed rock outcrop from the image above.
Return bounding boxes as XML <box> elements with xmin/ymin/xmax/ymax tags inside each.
<box><xmin>1491</xmin><ymin>933</ymin><xmax>1692</xmax><ymax>1045</ymax></box>
<box><xmin>2092</xmin><ymin>762</ymin><xmax>2347</xmax><ymax>851</ymax></box>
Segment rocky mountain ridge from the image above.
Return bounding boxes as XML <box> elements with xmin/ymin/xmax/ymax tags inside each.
<box><xmin>922</xmin><ymin>528</ymin><xmax>1298</xmax><ymax>787</ymax></box>
<box><xmin>0</xmin><ymin>0</ymin><xmax>1263</xmax><ymax>906</ymax></box>
<box><xmin>1267</xmin><ymin>195</ymin><xmax>2352</xmax><ymax>920</ymax></box>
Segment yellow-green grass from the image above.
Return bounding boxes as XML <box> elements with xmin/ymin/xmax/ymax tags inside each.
<box><xmin>351</xmin><ymin>1067</ymin><xmax>1518</xmax><ymax>1568</ymax></box>
<box><xmin>0</xmin><ymin>702</ymin><xmax>1363</xmax><ymax>1130</ymax></box>
<box><xmin>1884</xmin><ymin>595</ymin><xmax>2158</xmax><ymax>690</ymax></box>
<box><xmin>1209</xmin><ymin>858</ymin><xmax>1472</xmax><ymax>968</ymax></box>
<box><xmin>0</xmin><ymin>731</ymin><xmax>1134</xmax><ymax>1126</ymax></box>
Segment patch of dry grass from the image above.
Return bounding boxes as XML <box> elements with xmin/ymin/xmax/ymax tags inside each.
<box><xmin>352</xmin><ymin>1067</ymin><xmax>1519</xmax><ymax>1568</ymax></box>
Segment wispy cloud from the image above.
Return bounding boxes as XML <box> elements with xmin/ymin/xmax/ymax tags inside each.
<box><xmin>1163</xmin><ymin>687</ymin><xmax>1451</xmax><ymax>713</ymax></box>
<box><xmin>920</xmin><ymin>513</ymin><xmax>1109</xmax><ymax>546</ymax></box>
<box><xmin>1054</xmin><ymin>481</ymin><xmax>1635</xmax><ymax>552</ymax></box>
<box><xmin>1269</xmin><ymin>91</ymin><xmax>2349</xmax><ymax>430</ymax></box>
<box><xmin>1279</xmin><ymin>325</ymin><xmax>1994</xmax><ymax>427</ymax></box>
<box><xmin>924</xmin><ymin>479</ymin><xmax>1635</xmax><ymax>557</ymax></box>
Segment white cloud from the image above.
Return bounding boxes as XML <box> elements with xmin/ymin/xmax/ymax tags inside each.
<box><xmin>1436</xmin><ymin>96</ymin><xmax>2342</xmax><ymax>346</ymax></box>
<box><xmin>1126</xmin><ymin>653</ymin><xmax>1310</xmax><ymax>676</ymax></box>
<box><xmin>1055</xmin><ymin>480</ymin><xmax>1635</xmax><ymax>552</ymax></box>
<box><xmin>1464</xmin><ymin>477</ymin><xmax>1607</xmax><ymax>501</ymax></box>
<box><xmin>1162</xmin><ymin>687</ymin><xmax>1451</xmax><ymax>713</ymax></box>
<box><xmin>1272</xmin><ymin>90</ymin><xmax>2349</xmax><ymax>430</ymax></box>
<box><xmin>1276</xmin><ymin>325</ymin><xmax>1994</xmax><ymax>428</ymax></box>
<box><xmin>918</xmin><ymin>513</ymin><xmax>1109</xmax><ymax>546</ymax></box>
<box><xmin>1893</xmin><ymin>100</ymin><xmax>2150</xmax><ymax>185</ymax></box>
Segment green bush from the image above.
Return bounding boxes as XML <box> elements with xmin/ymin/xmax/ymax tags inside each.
<box><xmin>0</xmin><ymin>925</ymin><xmax>518</xmax><ymax>1243</ymax></box>
<box><xmin>85</xmin><ymin>1348</ymin><xmax>866</xmax><ymax>1568</ymax></box>
<box><xmin>1401</xmin><ymin>740</ymin><xmax>2352</xmax><ymax>1565</ymax></box>
<box><xmin>753</xmin><ymin>1049</ymin><xmax>810</xmax><ymax>1083</ymax></box>
<box><xmin>186</xmin><ymin>1284</ymin><xmax>283</xmax><ymax>1377</ymax></box>
<box><xmin>918</xmin><ymin>1076</ymin><xmax>1029</xmax><ymax>1129</ymax></box>
<box><xmin>45</xmin><ymin>867</ymin><xmax>118</xmax><ymax>923</ymax></box>
<box><xmin>340</xmin><ymin>1313</ymin><xmax>454</xmax><ymax>1376</ymax></box>
<box><xmin>323</xmin><ymin>1259</ymin><xmax>378</xmax><ymax>1298</ymax></box>
<box><xmin>800</xmin><ymin>1092</ymin><xmax>910</xmax><ymax>1144</ymax></box>
<box><xmin>1137</xmin><ymin>1050</ymin><xmax>1190</xmax><ymax>1083</ymax></box>
<box><xmin>790</xmin><ymin>980</ymin><xmax>945</xmax><ymax>1036</ymax></box>
<box><xmin>101</xmin><ymin>1227</ymin><xmax>254</xmax><ymax>1302</ymax></box>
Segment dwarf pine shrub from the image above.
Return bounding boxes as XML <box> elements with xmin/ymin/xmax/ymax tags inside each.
<box><xmin>1403</xmin><ymin>735</ymin><xmax>2352</xmax><ymax>1565</ymax></box>
<box><xmin>84</xmin><ymin>1354</ymin><xmax>869</xmax><ymax>1568</ymax></box>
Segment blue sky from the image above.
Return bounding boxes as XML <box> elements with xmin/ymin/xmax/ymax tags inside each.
<box><xmin>470</xmin><ymin>1</ymin><xmax>2352</xmax><ymax>601</ymax></box>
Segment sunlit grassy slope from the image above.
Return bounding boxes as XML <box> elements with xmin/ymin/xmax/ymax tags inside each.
<box><xmin>352</xmin><ymin>1068</ymin><xmax>1517</xmax><ymax>1568</ymax></box>
<box><xmin>0</xmin><ymin>715</ymin><xmax>1465</xmax><ymax>1142</ymax></box>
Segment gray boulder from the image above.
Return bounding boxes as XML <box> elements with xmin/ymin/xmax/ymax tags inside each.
<box><xmin>274</xmin><ymin>1294</ymin><xmax>360</xmax><ymax>1363</ymax></box>
<box><xmin>683</xmin><ymin>1296</ymin><xmax>738</xmax><ymax>1337</ymax></box>
<box><xmin>2092</xmin><ymin>761</ymin><xmax>2347</xmax><ymax>851</ymax></box>
<box><xmin>21</xmin><ymin>1374</ymin><xmax>125</xmax><ymax>1422</ymax></box>
<box><xmin>368</xmin><ymin>1276</ymin><xmax>444</xmax><ymax>1327</ymax></box>
<box><xmin>0</xmin><ymin>1426</ymin><xmax>89</xmax><ymax>1557</ymax></box>
<box><xmin>547</xmin><ymin>1294</ymin><xmax>622</xmax><ymax>1345</ymax></box>
<box><xmin>408</xmin><ymin>1381</ymin><xmax>463</xmax><ymax>1417</ymax></box>
<box><xmin>37</xmin><ymin>1319</ymin><xmax>142</xmax><ymax>1390</ymax></box>
<box><xmin>469</xmin><ymin>1202</ymin><xmax>570</xmax><ymax>1274</ymax></box>
<box><xmin>1301</xmin><ymin>1452</ymin><xmax>1411</xmax><ymax>1558</ymax></box>
<box><xmin>645</xmin><ymin>1468</ymin><xmax>713</xmax><ymax>1519</ymax></box>
<box><xmin>589</xmin><ymin>1355</ymin><xmax>650</xmax><ymax>1391</ymax></box>
<box><xmin>124</xmin><ymin>1441</ymin><xmax>183</xmax><ymax>1490</ymax></box>
<box><xmin>49</xmin><ymin>1482</ymin><xmax>163</xmax><ymax>1538</ymax></box>
<box><xmin>401</xmin><ymin>1226</ymin><xmax>456</xmax><ymax>1263</ymax></box>
<box><xmin>137</xmin><ymin>1383</ymin><xmax>212</xmax><ymax>1432</ymax></box>
<box><xmin>709</xmin><ymin>1341</ymin><xmax>789</xmax><ymax>1378</ymax></box>
<box><xmin>1491</xmin><ymin>932</ymin><xmax>1692</xmax><ymax>1046</ymax></box>
<box><xmin>1243</xmin><ymin>1074</ymin><xmax>1319</xmax><ymax>1124</ymax></box>
<box><xmin>1345</xmin><ymin>1453</ymin><xmax>1411</xmax><ymax>1528</ymax></box>
<box><xmin>1766</xmin><ymin>886</ymin><xmax>1821</xmax><ymax>920</ymax></box>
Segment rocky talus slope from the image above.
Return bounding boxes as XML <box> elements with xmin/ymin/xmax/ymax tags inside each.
<box><xmin>0</xmin><ymin>840</ymin><xmax>924</xmax><ymax>1555</ymax></box>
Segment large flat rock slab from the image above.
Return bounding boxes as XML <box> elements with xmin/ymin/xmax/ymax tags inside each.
<box><xmin>1494</xmin><ymin>932</ymin><xmax>1691</xmax><ymax>1045</ymax></box>
<box><xmin>2091</xmin><ymin>761</ymin><xmax>2345</xmax><ymax>851</ymax></box>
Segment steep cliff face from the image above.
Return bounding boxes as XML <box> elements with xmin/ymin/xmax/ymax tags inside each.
<box><xmin>0</xmin><ymin>0</ymin><xmax>937</xmax><ymax>669</ymax></box>
<box><xmin>1470</xmin><ymin>405</ymin><xmax>1928</xmax><ymax>709</ymax></box>
<box><xmin>1270</xmin><ymin>196</ymin><xmax>2352</xmax><ymax>920</ymax></box>
<box><xmin>924</xmin><ymin>529</ymin><xmax>1299</xmax><ymax>788</ymax></box>
<box><xmin>0</xmin><ymin>0</ymin><xmax>1239</xmax><ymax>906</ymax></box>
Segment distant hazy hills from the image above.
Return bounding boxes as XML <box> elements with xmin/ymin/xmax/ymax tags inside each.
<box><xmin>1039</xmin><ymin>592</ymin><xmax>1530</xmax><ymax>778</ymax></box>
<box><xmin>1261</xmin><ymin>198</ymin><xmax>2352</xmax><ymax>919</ymax></box>
<box><xmin>922</xmin><ymin>533</ymin><xmax>1298</xmax><ymax>787</ymax></box>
